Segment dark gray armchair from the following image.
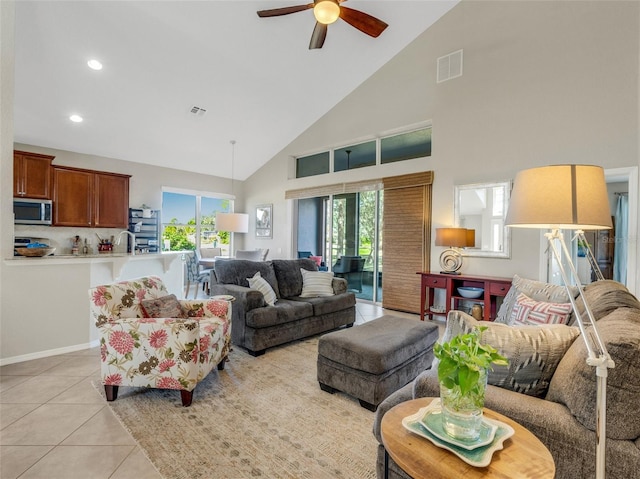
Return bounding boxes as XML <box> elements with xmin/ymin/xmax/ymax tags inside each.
<box><xmin>332</xmin><ymin>256</ymin><xmax>365</xmax><ymax>292</ymax></box>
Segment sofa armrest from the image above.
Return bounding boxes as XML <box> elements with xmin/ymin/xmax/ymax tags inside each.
<box><xmin>209</xmin><ymin>284</ymin><xmax>265</xmax><ymax>312</ymax></box>
<box><xmin>209</xmin><ymin>284</ymin><xmax>265</xmax><ymax>347</ymax></box>
<box><xmin>332</xmin><ymin>277</ymin><xmax>348</xmax><ymax>295</ymax></box>
<box><xmin>372</xmin><ymin>382</ymin><xmax>414</xmax><ymax>444</ymax></box>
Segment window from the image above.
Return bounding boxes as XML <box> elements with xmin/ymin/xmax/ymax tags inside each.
<box><xmin>296</xmin><ymin>151</ymin><xmax>330</xmax><ymax>178</ymax></box>
<box><xmin>334</xmin><ymin>141</ymin><xmax>376</xmax><ymax>172</ymax></box>
<box><xmin>381</xmin><ymin>127</ymin><xmax>432</xmax><ymax>164</ymax></box>
<box><xmin>161</xmin><ymin>191</ymin><xmax>231</xmax><ymax>252</ymax></box>
<box><xmin>294</xmin><ymin>125</ymin><xmax>432</xmax><ymax>178</ymax></box>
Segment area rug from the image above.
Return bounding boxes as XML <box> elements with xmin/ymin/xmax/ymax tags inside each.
<box><xmin>99</xmin><ymin>336</ymin><xmax>378</xmax><ymax>479</ymax></box>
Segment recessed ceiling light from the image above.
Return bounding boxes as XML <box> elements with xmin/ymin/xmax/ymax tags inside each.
<box><xmin>69</xmin><ymin>115</ymin><xmax>83</xmax><ymax>123</ymax></box>
<box><xmin>87</xmin><ymin>59</ymin><xmax>103</xmax><ymax>70</ymax></box>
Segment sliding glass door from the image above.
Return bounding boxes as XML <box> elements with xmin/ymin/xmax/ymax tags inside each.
<box><xmin>298</xmin><ymin>190</ymin><xmax>383</xmax><ymax>302</ymax></box>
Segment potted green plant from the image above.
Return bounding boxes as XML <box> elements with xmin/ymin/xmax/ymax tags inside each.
<box><xmin>434</xmin><ymin>326</ymin><xmax>508</xmax><ymax>441</ymax></box>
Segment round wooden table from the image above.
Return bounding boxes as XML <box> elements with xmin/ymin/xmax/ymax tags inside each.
<box><xmin>381</xmin><ymin>398</ymin><xmax>555</xmax><ymax>479</ymax></box>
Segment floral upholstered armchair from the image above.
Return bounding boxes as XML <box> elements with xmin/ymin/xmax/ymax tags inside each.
<box><xmin>88</xmin><ymin>276</ymin><xmax>231</xmax><ymax>406</ymax></box>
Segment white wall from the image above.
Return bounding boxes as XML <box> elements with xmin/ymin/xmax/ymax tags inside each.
<box><xmin>242</xmin><ymin>0</ymin><xmax>640</xmax><ymax>290</ymax></box>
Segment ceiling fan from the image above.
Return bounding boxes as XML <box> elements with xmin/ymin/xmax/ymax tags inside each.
<box><xmin>257</xmin><ymin>0</ymin><xmax>388</xmax><ymax>50</ymax></box>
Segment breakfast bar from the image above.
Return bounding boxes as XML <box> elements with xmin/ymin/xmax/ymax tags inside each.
<box><xmin>1</xmin><ymin>252</ymin><xmax>183</xmax><ymax>364</ymax></box>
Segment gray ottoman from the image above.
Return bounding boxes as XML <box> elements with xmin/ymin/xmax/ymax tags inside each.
<box><xmin>317</xmin><ymin>315</ymin><xmax>439</xmax><ymax>411</ymax></box>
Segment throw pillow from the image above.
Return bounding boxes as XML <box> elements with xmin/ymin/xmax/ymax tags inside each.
<box><xmin>140</xmin><ymin>294</ymin><xmax>187</xmax><ymax>319</ymax></box>
<box><xmin>494</xmin><ymin>274</ymin><xmax>580</xmax><ymax>325</ymax></box>
<box><xmin>247</xmin><ymin>271</ymin><xmax>277</xmax><ymax>306</ymax></box>
<box><xmin>299</xmin><ymin>269</ymin><xmax>335</xmax><ymax>297</ymax></box>
<box><xmin>442</xmin><ymin>311</ymin><xmax>580</xmax><ymax>397</ymax></box>
<box><xmin>511</xmin><ymin>293</ymin><xmax>573</xmax><ymax>326</ymax></box>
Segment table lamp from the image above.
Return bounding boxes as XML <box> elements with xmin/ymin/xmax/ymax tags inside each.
<box><xmin>435</xmin><ymin>227</ymin><xmax>475</xmax><ymax>274</ymax></box>
<box><xmin>505</xmin><ymin>164</ymin><xmax>614</xmax><ymax>479</ymax></box>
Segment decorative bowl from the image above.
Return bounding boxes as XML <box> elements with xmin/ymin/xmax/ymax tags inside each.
<box><xmin>15</xmin><ymin>247</ymin><xmax>56</xmax><ymax>257</ymax></box>
<box><xmin>457</xmin><ymin>287</ymin><xmax>484</xmax><ymax>299</ymax></box>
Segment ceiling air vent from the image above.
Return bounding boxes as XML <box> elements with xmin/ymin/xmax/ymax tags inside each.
<box><xmin>437</xmin><ymin>49</ymin><xmax>463</xmax><ymax>83</ymax></box>
<box><xmin>189</xmin><ymin>106</ymin><xmax>207</xmax><ymax>117</ymax></box>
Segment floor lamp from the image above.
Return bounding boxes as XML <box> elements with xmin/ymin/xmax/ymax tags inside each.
<box><xmin>505</xmin><ymin>164</ymin><xmax>615</xmax><ymax>479</ymax></box>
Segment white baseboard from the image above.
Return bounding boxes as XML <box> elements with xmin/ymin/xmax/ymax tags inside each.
<box><xmin>0</xmin><ymin>340</ymin><xmax>100</xmax><ymax>366</ymax></box>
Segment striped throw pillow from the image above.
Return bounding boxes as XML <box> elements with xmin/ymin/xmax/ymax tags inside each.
<box><xmin>247</xmin><ymin>271</ymin><xmax>277</xmax><ymax>306</ymax></box>
<box><xmin>299</xmin><ymin>269</ymin><xmax>334</xmax><ymax>297</ymax></box>
<box><xmin>511</xmin><ymin>293</ymin><xmax>573</xmax><ymax>325</ymax></box>
<box><xmin>495</xmin><ymin>274</ymin><xmax>579</xmax><ymax>325</ymax></box>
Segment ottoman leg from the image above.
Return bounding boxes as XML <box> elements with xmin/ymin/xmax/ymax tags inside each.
<box><xmin>359</xmin><ymin>399</ymin><xmax>378</xmax><ymax>412</ymax></box>
<box><xmin>319</xmin><ymin>382</ymin><xmax>337</xmax><ymax>394</ymax></box>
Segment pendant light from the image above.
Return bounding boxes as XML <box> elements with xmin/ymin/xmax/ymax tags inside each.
<box><xmin>216</xmin><ymin>140</ymin><xmax>249</xmax><ymax>233</ymax></box>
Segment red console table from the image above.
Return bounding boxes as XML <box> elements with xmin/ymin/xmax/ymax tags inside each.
<box><xmin>417</xmin><ymin>272</ymin><xmax>512</xmax><ymax>321</ymax></box>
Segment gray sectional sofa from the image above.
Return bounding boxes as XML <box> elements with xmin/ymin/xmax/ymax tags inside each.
<box><xmin>209</xmin><ymin>258</ymin><xmax>356</xmax><ymax>356</ymax></box>
<box><xmin>373</xmin><ymin>279</ymin><xmax>640</xmax><ymax>479</ymax></box>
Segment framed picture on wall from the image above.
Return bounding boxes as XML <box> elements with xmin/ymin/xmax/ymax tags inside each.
<box><xmin>256</xmin><ymin>204</ymin><xmax>272</xmax><ymax>238</ymax></box>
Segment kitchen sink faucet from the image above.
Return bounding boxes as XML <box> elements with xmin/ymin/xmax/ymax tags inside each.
<box><xmin>115</xmin><ymin>230</ymin><xmax>136</xmax><ymax>255</ymax></box>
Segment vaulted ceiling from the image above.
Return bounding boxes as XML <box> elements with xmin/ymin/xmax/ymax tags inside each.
<box><xmin>13</xmin><ymin>1</ymin><xmax>457</xmax><ymax>180</ymax></box>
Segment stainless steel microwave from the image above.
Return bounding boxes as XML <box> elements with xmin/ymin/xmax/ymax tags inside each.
<box><xmin>13</xmin><ymin>198</ymin><xmax>52</xmax><ymax>225</ymax></box>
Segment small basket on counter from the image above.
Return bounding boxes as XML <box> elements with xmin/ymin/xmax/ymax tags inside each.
<box><xmin>98</xmin><ymin>243</ymin><xmax>113</xmax><ymax>253</ymax></box>
<box><xmin>15</xmin><ymin>247</ymin><xmax>56</xmax><ymax>257</ymax></box>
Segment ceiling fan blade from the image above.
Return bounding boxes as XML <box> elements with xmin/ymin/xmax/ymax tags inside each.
<box><xmin>257</xmin><ymin>4</ymin><xmax>314</xmax><ymax>18</ymax></box>
<box><xmin>339</xmin><ymin>6</ymin><xmax>388</xmax><ymax>38</ymax></box>
<box><xmin>309</xmin><ymin>22</ymin><xmax>328</xmax><ymax>49</ymax></box>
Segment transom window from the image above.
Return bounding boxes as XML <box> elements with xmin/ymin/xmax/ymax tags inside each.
<box><xmin>295</xmin><ymin>125</ymin><xmax>432</xmax><ymax>178</ymax></box>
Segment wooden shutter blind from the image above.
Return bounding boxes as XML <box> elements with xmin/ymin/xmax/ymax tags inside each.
<box><xmin>382</xmin><ymin>172</ymin><xmax>433</xmax><ymax>313</ymax></box>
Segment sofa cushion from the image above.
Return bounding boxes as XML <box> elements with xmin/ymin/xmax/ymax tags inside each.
<box><xmin>140</xmin><ymin>294</ymin><xmax>187</xmax><ymax>319</ymax></box>
<box><xmin>495</xmin><ymin>274</ymin><xmax>579</xmax><ymax>325</ymax></box>
<box><xmin>546</xmin><ymin>307</ymin><xmax>640</xmax><ymax>440</ymax></box>
<box><xmin>245</xmin><ymin>299</ymin><xmax>314</xmax><ymax>328</ymax></box>
<box><xmin>443</xmin><ymin>311</ymin><xmax>580</xmax><ymax>397</ymax></box>
<box><xmin>288</xmin><ymin>293</ymin><xmax>356</xmax><ymax>316</ymax></box>
<box><xmin>300</xmin><ymin>269</ymin><xmax>335</xmax><ymax>297</ymax></box>
<box><xmin>213</xmin><ymin>259</ymin><xmax>280</xmax><ymax>297</ymax></box>
<box><xmin>247</xmin><ymin>271</ymin><xmax>277</xmax><ymax>306</ymax></box>
<box><xmin>511</xmin><ymin>293</ymin><xmax>573</xmax><ymax>326</ymax></box>
<box><xmin>272</xmin><ymin>259</ymin><xmax>318</xmax><ymax>298</ymax></box>
<box><xmin>570</xmin><ymin>279</ymin><xmax>640</xmax><ymax>325</ymax></box>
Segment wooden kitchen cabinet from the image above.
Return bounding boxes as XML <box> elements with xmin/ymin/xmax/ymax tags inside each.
<box><xmin>94</xmin><ymin>172</ymin><xmax>130</xmax><ymax>228</ymax></box>
<box><xmin>13</xmin><ymin>150</ymin><xmax>54</xmax><ymax>199</ymax></box>
<box><xmin>53</xmin><ymin>166</ymin><xmax>130</xmax><ymax>228</ymax></box>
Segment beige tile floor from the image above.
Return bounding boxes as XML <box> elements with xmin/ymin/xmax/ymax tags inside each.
<box><xmin>0</xmin><ymin>299</ymin><xmax>425</xmax><ymax>478</ymax></box>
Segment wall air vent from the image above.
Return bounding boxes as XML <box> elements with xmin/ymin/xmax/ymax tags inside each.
<box><xmin>189</xmin><ymin>106</ymin><xmax>207</xmax><ymax>117</ymax></box>
<box><xmin>437</xmin><ymin>49</ymin><xmax>463</xmax><ymax>83</ymax></box>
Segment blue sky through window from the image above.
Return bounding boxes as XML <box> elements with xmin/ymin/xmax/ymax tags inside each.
<box><xmin>162</xmin><ymin>192</ymin><xmax>228</xmax><ymax>225</ymax></box>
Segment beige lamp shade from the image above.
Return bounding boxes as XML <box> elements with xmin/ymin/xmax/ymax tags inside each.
<box><xmin>216</xmin><ymin>212</ymin><xmax>249</xmax><ymax>233</ymax></box>
<box><xmin>505</xmin><ymin>164</ymin><xmax>612</xmax><ymax>230</ymax></box>
<box><xmin>435</xmin><ymin>228</ymin><xmax>471</xmax><ymax>248</ymax></box>
<box><xmin>466</xmin><ymin>229</ymin><xmax>476</xmax><ymax>248</ymax></box>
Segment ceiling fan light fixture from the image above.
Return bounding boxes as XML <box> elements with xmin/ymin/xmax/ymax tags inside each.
<box><xmin>313</xmin><ymin>0</ymin><xmax>340</xmax><ymax>25</ymax></box>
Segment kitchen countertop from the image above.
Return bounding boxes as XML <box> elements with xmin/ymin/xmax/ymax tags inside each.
<box><xmin>8</xmin><ymin>252</ymin><xmax>174</xmax><ymax>260</ymax></box>
<box><xmin>4</xmin><ymin>252</ymin><xmax>183</xmax><ymax>278</ymax></box>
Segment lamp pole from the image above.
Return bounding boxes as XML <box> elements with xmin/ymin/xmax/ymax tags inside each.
<box><xmin>546</xmin><ymin>229</ymin><xmax>614</xmax><ymax>479</ymax></box>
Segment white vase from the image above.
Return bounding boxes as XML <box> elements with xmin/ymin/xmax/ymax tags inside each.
<box><xmin>440</xmin><ymin>369</ymin><xmax>487</xmax><ymax>441</ymax></box>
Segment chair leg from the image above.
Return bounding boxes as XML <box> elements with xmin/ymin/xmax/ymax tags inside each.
<box><xmin>185</xmin><ymin>282</ymin><xmax>191</xmax><ymax>299</ymax></box>
<box><xmin>181</xmin><ymin>389</ymin><xmax>193</xmax><ymax>407</ymax></box>
<box><xmin>217</xmin><ymin>355</ymin><xmax>228</xmax><ymax>370</ymax></box>
<box><xmin>104</xmin><ymin>385</ymin><xmax>119</xmax><ymax>401</ymax></box>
